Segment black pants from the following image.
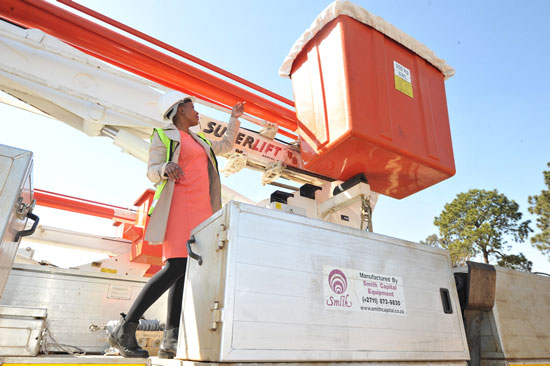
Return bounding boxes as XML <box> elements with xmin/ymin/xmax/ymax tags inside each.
<box><xmin>126</xmin><ymin>257</ymin><xmax>187</xmax><ymax>330</ymax></box>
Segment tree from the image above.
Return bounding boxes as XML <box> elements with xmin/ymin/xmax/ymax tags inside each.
<box><xmin>528</xmin><ymin>162</ymin><xmax>550</xmax><ymax>257</ymax></box>
<box><xmin>420</xmin><ymin>233</ymin><xmax>475</xmax><ymax>267</ymax></box>
<box><xmin>497</xmin><ymin>253</ymin><xmax>533</xmax><ymax>272</ymax></box>
<box><xmin>419</xmin><ymin>234</ymin><xmax>441</xmax><ymax>248</ymax></box>
<box><xmin>433</xmin><ymin>189</ymin><xmax>532</xmax><ymax>266</ymax></box>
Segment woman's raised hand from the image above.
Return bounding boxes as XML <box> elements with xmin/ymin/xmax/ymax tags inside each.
<box><xmin>231</xmin><ymin>101</ymin><xmax>246</xmax><ymax>118</ymax></box>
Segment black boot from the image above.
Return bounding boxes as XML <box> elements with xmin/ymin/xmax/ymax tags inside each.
<box><xmin>108</xmin><ymin>315</ymin><xmax>149</xmax><ymax>358</ymax></box>
<box><xmin>157</xmin><ymin>328</ymin><xmax>178</xmax><ymax>359</ymax></box>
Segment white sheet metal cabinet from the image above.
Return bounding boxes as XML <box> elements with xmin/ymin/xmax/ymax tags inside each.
<box><xmin>178</xmin><ymin>202</ymin><xmax>469</xmax><ymax>363</ymax></box>
<box><xmin>0</xmin><ymin>144</ymin><xmax>34</xmax><ymax>299</ymax></box>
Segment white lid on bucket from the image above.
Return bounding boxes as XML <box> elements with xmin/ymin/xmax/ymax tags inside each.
<box><xmin>279</xmin><ymin>0</ymin><xmax>455</xmax><ymax>80</ymax></box>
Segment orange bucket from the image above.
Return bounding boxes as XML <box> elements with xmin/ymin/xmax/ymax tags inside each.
<box><xmin>282</xmin><ymin>4</ymin><xmax>455</xmax><ymax>199</ymax></box>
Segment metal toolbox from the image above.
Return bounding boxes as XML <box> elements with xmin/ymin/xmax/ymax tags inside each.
<box><xmin>178</xmin><ymin>202</ymin><xmax>469</xmax><ymax>363</ymax></box>
<box><xmin>0</xmin><ymin>305</ymin><xmax>46</xmax><ymax>356</ymax></box>
<box><xmin>0</xmin><ymin>144</ymin><xmax>35</xmax><ymax>299</ymax></box>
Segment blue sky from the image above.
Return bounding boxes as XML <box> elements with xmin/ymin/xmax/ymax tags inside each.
<box><xmin>2</xmin><ymin>0</ymin><xmax>549</xmax><ymax>271</ymax></box>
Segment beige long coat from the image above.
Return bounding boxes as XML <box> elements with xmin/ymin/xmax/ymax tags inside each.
<box><xmin>144</xmin><ymin>117</ymin><xmax>240</xmax><ymax>243</ymax></box>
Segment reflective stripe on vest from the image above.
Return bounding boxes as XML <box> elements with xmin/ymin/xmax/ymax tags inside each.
<box><xmin>147</xmin><ymin>129</ymin><xmax>218</xmax><ymax>216</ymax></box>
<box><xmin>197</xmin><ymin>132</ymin><xmax>219</xmax><ymax>173</ymax></box>
<box><xmin>148</xmin><ymin>128</ymin><xmax>174</xmax><ymax>216</ymax></box>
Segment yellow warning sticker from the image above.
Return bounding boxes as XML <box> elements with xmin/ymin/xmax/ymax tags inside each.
<box><xmin>101</xmin><ymin>267</ymin><xmax>117</xmax><ymax>274</ymax></box>
<box><xmin>275</xmin><ymin>202</ymin><xmax>282</xmax><ymax>210</ymax></box>
<box><xmin>394</xmin><ymin>61</ymin><xmax>413</xmax><ymax>98</ymax></box>
<box><xmin>394</xmin><ymin>75</ymin><xmax>413</xmax><ymax>97</ymax></box>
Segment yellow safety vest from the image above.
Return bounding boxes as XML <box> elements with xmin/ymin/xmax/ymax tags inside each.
<box><xmin>148</xmin><ymin>129</ymin><xmax>218</xmax><ymax>216</ymax></box>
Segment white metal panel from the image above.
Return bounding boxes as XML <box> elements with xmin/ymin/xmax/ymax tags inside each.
<box><xmin>179</xmin><ymin>202</ymin><xmax>469</xmax><ymax>362</ymax></box>
<box><xmin>0</xmin><ymin>305</ymin><xmax>46</xmax><ymax>356</ymax></box>
<box><xmin>0</xmin><ymin>263</ymin><xmax>168</xmax><ymax>353</ymax></box>
<box><xmin>0</xmin><ymin>144</ymin><xmax>33</xmax><ymax>299</ymax></box>
<box><xmin>1</xmin><ymin>355</ymin><xmax>150</xmax><ymax>364</ymax></box>
<box><xmin>178</xmin><ymin>210</ymin><xmax>228</xmax><ymax>361</ymax></box>
<box><xmin>24</xmin><ymin>225</ymin><xmax>133</xmax><ymax>256</ymax></box>
<box><xmin>154</xmin><ymin>359</ymin><xmax>466</xmax><ymax>366</ymax></box>
<box><xmin>489</xmin><ymin>267</ymin><xmax>550</xmax><ymax>359</ymax></box>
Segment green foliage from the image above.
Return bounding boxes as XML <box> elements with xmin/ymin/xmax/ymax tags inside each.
<box><xmin>497</xmin><ymin>253</ymin><xmax>533</xmax><ymax>272</ymax></box>
<box><xmin>432</xmin><ymin>189</ymin><xmax>532</xmax><ymax>266</ymax></box>
<box><xmin>528</xmin><ymin>162</ymin><xmax>550</xmax><ymax>257</ymax></box>
<box><xmin>420</xmin><ymin>233</ymin><xmax>472</xmax><ymax>266</ymax></box>
<box><xmin>419</xmin><ymin>234</ymin><xmax>441</xmax><ymax>248</ymax></box>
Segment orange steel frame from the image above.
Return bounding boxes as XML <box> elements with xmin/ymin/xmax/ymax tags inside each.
<box><xmin>57</xmin><ymin>0</ymin><xmax>295</xmax><ymax>109</ymax></box>
<box><xmin>34</xmin><ymin>188</ymin><xmax>163</xmax><ymax>274</ymax></box>
<box><xmin>0</xmin><ymin>0</ymin><xmax>299</xmax><ymax>137</ymax></box>
<box><xmin>34</xmin><ymin>188</ymin><xmax>137</xmax><ymax>223</ymax></box>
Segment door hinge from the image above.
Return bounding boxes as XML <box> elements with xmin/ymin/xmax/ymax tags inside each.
<box><xmin>216</xmin><ymin>224</ymin><xmax>228</xmax><ymax>250</ymax></box>
<box><xmin>210</xmin><ymin>301</ymin><xmax>223</xmax><ymax>331</ymax></box>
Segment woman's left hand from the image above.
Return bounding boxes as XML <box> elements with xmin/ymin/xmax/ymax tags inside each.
<box><xmin>231</xmin><ymin>101</ymin><xmax>245</xmax><ymax>118</ymax></box>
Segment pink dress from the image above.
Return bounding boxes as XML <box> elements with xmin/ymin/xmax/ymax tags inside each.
<box><xmin>162</xmin><ymin>131</ymin><xmax>212</xmax><ymax>262</ymax></box>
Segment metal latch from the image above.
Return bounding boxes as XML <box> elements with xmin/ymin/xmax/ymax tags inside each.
<box><xmin>216</xmin><ymin>224</ymin><xmax>228</xmax><ymax>250</ymax></box>
<box><xmin>16</xmin><ymin>197</ymin><xmax>34</xmax><ymax>220</ymax></box>
<box><xmin>14</xmin><ymin>198</ymin><xmax>40</xmax><ymax>242</ymax></box>
<box><xmin>210</xmin><ymin>301</ymin><xmax>223</xmax><ymax>331</ymax></box>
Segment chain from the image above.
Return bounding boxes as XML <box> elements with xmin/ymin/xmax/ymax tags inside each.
<box><xmin>360</xmin><ymin>194</ymin><xmax>373</xmax><ymax>232</ymax></box>
<box><xmin>40</xmin><ymin>326</ymin><xmax>86</xmax><ymax>356</ymax></box>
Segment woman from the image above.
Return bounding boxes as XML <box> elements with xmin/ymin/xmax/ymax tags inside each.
<box><xmin>108</xmin><ymin>91</ymin><xmax>244</xmax><ymax>358</ymax></box>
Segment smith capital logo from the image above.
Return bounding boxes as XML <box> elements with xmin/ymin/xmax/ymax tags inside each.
<box><xmin>328</xmin><ymin>269</ymin><xmax>347</xmax><ymax>294</ymax></box>
<box><xmin>326</xmin><ymin>269</ymin><xmax>352</xmax><ymax>308</ymax></box>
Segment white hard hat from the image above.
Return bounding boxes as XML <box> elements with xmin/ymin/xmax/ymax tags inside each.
<box><xmin>158</xmin><ymin>90</ymin><xmax>196</xmax><ymax>121</ymax></box>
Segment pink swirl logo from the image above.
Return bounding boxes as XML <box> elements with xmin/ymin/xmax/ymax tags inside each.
<box><xmin>328</xmin><ymin>269</ymin><xmax>347</xmax><ymax>294</ymax></box>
